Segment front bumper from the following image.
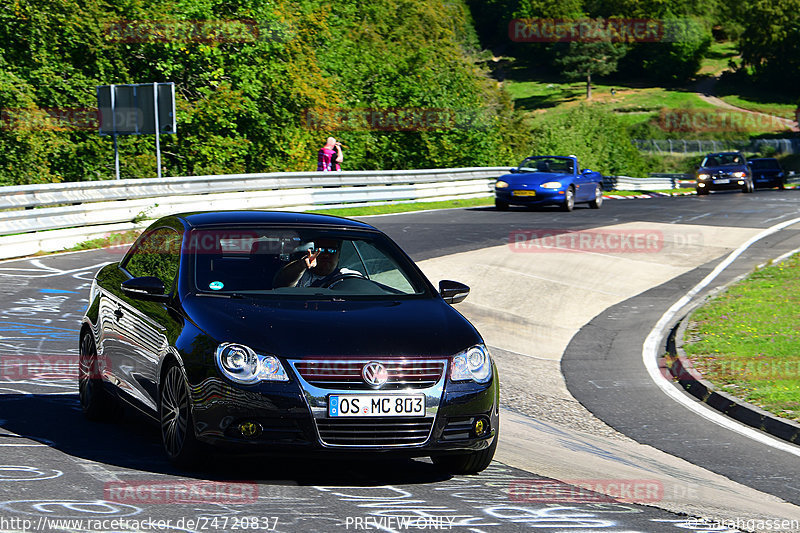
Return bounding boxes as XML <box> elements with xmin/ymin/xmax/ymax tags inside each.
<box><xmin>753</xmin><ymin>176</ymin><xmax>783</xmax><ymax>188</ymax></box>
<box><xmin>496</xmin><ymin>188</ymin><xmax>564</xmax><ymax>206</ymax></box>
<box><xmin>187</xmin><ymin>360</ymin><xmax>499</xmax><ymax>456</ymax></box>
<box><xmin>697</xmin><ymin>177</ymin><xmax>748</xmax><ymax>191</ymax></box>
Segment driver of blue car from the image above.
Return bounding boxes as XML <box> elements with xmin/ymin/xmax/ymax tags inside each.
<box><xmin>273</xmin><ymin>238</ymin><xmax>361</xmax><ymax>287</ymax></box>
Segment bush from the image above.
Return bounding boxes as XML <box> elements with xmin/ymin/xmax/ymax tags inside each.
<box><xmin>526</xmin><ymin>105</ymin><xmax>650</xmax><ymax>177</ymax></box>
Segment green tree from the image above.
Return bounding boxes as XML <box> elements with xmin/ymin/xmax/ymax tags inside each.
<box><xmin>529</xmin><ymin>105</ymin><xmax>648</xmax><ymax>177</ymax></box>
<box><xmin>554</xmin><ymin>38</ymin><xmax>626</xmax><ymax>99</ymax></box>
<box><xmin>738</xmin><ymin>0</ymin><xmax>800</xmax><ymax>88</ymax></box>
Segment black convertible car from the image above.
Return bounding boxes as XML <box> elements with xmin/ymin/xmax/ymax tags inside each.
<box><xmin>80</xmin><ymin>211</ymin><xmax>498</xmax><ymax>473</ymax></box>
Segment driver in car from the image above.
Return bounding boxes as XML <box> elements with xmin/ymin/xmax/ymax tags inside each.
<box><xmin>272</xmin><ymin>239</ymin><xmax>362</xmax><ymax>287</ymax></box>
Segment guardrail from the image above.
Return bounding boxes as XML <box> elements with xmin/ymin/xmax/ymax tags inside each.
<box><xmin>606</xmin><ymin>174</ymin><xmax>693</xmax><ymax>191</ymax></box>
<box><xmin>4</xmin><ymin>167</ymin><xmax>779</xmax><ymax>261</ymax></box>
<box><xmin>0</xmin><ymin>168</ymin><xmax>509</xmax><ymax>260</ymax></box>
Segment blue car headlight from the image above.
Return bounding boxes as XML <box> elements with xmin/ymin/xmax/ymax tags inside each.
<box><xmin>540</xmin><ymin>182</ymin><xmax>562</xmax><ymax>189</ymax></box>
<box><xmin>495</xmin><ymin>180</ymin><xmax>509</xmax><ymax>189</ymax></box>
<box><xmin>215</xmin><ymin>343</ymin><xmax>289</xmax><ymax>384</ymax></box>
<box><xmin>451</xmin><ymin>344</ymin><xmax>492</xmax><ymax>383</ymax></box>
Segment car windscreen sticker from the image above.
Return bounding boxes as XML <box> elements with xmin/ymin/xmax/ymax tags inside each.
<box><xmin>209</xmin><ymin>281</ymin><xmax>224</xmax><ymax>291</ymax></box>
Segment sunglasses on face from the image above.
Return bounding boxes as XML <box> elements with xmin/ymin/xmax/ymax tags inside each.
<box><xmin>312</xmin><ymin>247</ymin><xmax>338</xmax><ymax>255</ymax></box>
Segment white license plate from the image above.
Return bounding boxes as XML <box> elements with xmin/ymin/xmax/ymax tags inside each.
<box><xmin>328</xmin><ymin>394</ymin><xmax>425</xmax><ymax>417</ymax></box>
<box><xmin>714</xmin><ymin>179</ymin><xmax>730</xmax><ymax>184</ymax></box>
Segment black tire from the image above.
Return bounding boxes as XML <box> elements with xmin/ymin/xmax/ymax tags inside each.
<box><xmin>78</xmin><ymin>332</ymin><xmax>117</xmax><ymax>421</ymax></box>
<box><xmin>495</xmin><ymin>199</ymin><xmax>509</xmax><ymax>211</ymax></box>
<box><xmin>696</xmin><ymin>187</ymin><xmax>708</xmax><ymax>196</ymax></box>
<box><xmin>432</xmin><ymin>436</ymin><xmax>497</xmax><ymax>475</ymax></box>
<box><xmin>779</xmin><ymin>181</ymin><xmax>785</xmax><ymax>190</ymax></box>
<box><xmin>561</xmin><ymin>187</ymin><xmax>575</xmax><ymax>212</ymax></box>
<box><xmin>588</xmin><ymin>185</ymin><xmax>603</xmax><ymax>209</ymax></box>
<box><xmin>160</xmin><ymin>363</ymin><xmax>199</xmax><ymax>467</ymax></box>
<box><xmin>742</xmin><ymin>180</ymin><xmax>754</xmax><ymax>193</ymax></box>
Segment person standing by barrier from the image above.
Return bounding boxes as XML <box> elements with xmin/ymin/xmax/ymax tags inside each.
<box><xmin>317</xmin><ymin>137</ymin><xmax>343</xmax><ymax>171</ymax></box>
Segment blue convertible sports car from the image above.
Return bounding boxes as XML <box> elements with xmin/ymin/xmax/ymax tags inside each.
<box><xmin>494</xmin><ymin>156</ymin><xmax>604</xmax><ymax>212</ymax></box>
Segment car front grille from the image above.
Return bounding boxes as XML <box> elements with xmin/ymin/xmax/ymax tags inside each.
<box><xmin>316</xmin><ymin>417</ymin><xmax>434</xmax><ymax>446</ymax></box>
<box><xmin>292</xmin><ymin>359</ymin><xmax>446</xmax><ymax>390</ymax></box>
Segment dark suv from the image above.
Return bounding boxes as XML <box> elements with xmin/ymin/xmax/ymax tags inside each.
<box><xmin>695</xmin><ymin>151</ymin><xmax>754</xmax><ymax>195</ymax></box>
<box><xmin>749</xmin><ymin>157</ymin><xmax>786</xmax><ymax>190</ymax></box>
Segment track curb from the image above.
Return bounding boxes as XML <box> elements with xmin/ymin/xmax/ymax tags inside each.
<box><xmin>666</xmin><ymin>310</ymin><xmax>800</xmax><ymax>445</ymax></box>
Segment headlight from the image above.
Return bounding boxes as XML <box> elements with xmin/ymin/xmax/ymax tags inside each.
<box><xmin>215</xmin><ymin>343</ymin><xmax>289</xmax><ymax>384</ymax></box>
<box><xmin>495</xmin><ymin>180</ymin><xmax>509</xmax><ymax>189</ymax></box>
<box><xmin>697</xmin><ymin>173</ymin><xmax>709</xmax><ymax>180</ymax></box>
<box><xmin>733</xmin><ymin>172</ymin><xmax>746</xmax><ymax>178</ymax></box>
<box><xmin>450</xmin><ymin>344</ymin><xmax>492</xmax><ymax>383</ymax></box>
<box><xmin>540</xmin><ymin>182</ymin><xmax>562</xmax><ymax>189</ymax></box>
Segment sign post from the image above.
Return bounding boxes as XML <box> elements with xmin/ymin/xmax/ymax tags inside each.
<box><xmin>97</xmin><ymin>82</ymin><xmax>176</xmax><ymax>179</ymax></box>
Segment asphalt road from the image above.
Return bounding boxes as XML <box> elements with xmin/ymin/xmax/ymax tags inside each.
<box><xmin>0</xmin><ymin>189</ymin><xmax>799</xmax><ymax>532</ymax></box>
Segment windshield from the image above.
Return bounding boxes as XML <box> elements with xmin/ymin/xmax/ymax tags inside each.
<box><xmin>750</xmin><ymin>159</ymin><xmax>780</xmax><ymax>170</ymax></box>
<box><xmin>518</xmin><ymin>157</ymin><xmax>574</xmax><ymax>173</ymax></box>
<box><xmin>187</xmin><ymin>228</ymin><xmax>428</xmax><ymax>298</ymax></box>
<box><xmin>701</xmin><ymin>153</ymin><xmax>743</xmax><ymax>167</ymax></box>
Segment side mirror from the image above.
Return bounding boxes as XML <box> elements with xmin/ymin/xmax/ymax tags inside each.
<box><xmin>510</xmin><ymin>167</ymin><xmax>519</xmax><ymax>174</ymax></box>
<box><xmin>582</xmin><ymin>168</ymin><xmax>593</xmax><ymax>174</ymax></box>
<box><xmin>439</xmin><ymin>280</ymin><xmax>470</xmax><ymax>305</ymax></box>
<box><xmin>121</xmin><ymin>276</ymin><xmax>168</xmax><ymax>302</ymax></box>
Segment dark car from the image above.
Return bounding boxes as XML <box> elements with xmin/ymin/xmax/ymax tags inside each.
<box><xmin>494</xmin><ymin>155</ymin><xmax>604</xmax><ymax>212</ymax></box>
<box><xmin>80</xmin><ymin>211</ymin><xmax>498</xmax><ymax>474</ymax></box>
<box><xmin>695</xmin><ymin>151</ymin><xmax>754</xmax><ymax>195</ymax></box>
<box><xmin>748</xmin><ymin>157</ymin><xmax>786</xmax><ymax>190</ymax></box>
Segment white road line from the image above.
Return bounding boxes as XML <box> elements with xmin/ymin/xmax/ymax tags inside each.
<box><xmin>642</xmin><ymin>217</ymin><xmax>800</xmax><ymax>457</ymax></box>
<box><xmin>0</xmin><ymin>260</ymin><xmax>111</xmax><ymax>278</ymax></box>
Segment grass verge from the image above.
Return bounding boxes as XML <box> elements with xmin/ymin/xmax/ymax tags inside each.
<box><xmin>56</xmin><ymin>230</ymin><xmax>142</xmax><ymax>255</ymax></box>
<box><xmin>683</xmin><ymin>253</ymin><xmax>800</xmax><ymax>421</ymax></box>
<box><xmin>307</xmin><ymin>196</ymin><xmax>494</xmax><ymax>217</ymax></box>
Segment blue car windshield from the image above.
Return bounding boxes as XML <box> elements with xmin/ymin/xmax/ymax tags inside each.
<box><xmin>187</xmin><ymin>228</ymin><xmax>429</xmax><ymax>298</ymax></box>
<box><xmin>702</xmin><ymin>153</ymin><xmax>743</xmax><ymax>167</ymax></box>
<box><xmin>519</xmin><ymin>157</ymin><xmax>573</xmax><ymax>173</ymax></box>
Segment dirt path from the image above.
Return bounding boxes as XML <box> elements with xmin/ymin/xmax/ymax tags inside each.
<box><xmin>694</xmin><ymin>76</ymin><xmax>798</xmax><ymax>132</ymax></box>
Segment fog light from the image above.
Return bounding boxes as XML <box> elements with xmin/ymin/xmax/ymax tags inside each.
<box><xmin>473</xmin><ymin>417</ymin><xmax>489</xmax><ymax>437</ymax></box>
<box><xmin>238</xmin><ymin>421</ymin><xmax>262</xmax><ymax>438</ymax></box>
<box><xmin>738</xmin><ymin>180</ymin><xmax>744</xmax><ymax>185</ymax></box>
<box><xmin>698</xmin><ymin>183</ymin><xmax>706</xmax><ymax>188</ymax></box>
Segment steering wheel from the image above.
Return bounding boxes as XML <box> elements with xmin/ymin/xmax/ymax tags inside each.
<box><xmin>320</xmin><ymin>272</ymin><xmax>367</xmax><ymax>288</ymax></box>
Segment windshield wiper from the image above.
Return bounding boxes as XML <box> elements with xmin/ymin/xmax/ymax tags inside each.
<box><xmin>196</xmin><ymin>292</ymin><xmax>245</xmax><ymax>299</ymax></box>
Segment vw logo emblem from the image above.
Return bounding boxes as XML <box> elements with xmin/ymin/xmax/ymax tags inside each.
<box><xmin>362</xmin><ymin>362</ymin><xmax>389</xmax><ymax>388</ymax></box>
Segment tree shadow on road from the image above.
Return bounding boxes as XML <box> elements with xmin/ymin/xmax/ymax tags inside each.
<box><xmin>0</xmin><ymin>393</ymin><xmax>452</xmax><ymax>486</ymax></box>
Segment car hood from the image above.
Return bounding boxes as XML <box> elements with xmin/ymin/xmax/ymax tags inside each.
<box><xmin>698</xmin><ymin>165</ymin><xmax>748</xmax><ymax>174</ymax></box>
<box><xmin>498</xmin><ymin>171</ymin><xmax>571</xmax><ymax>185</ymax></box>
<box><xmin>181</xmin><ymin>295</ymin><xmax>481</xmax><ymax>359</ymax></box>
